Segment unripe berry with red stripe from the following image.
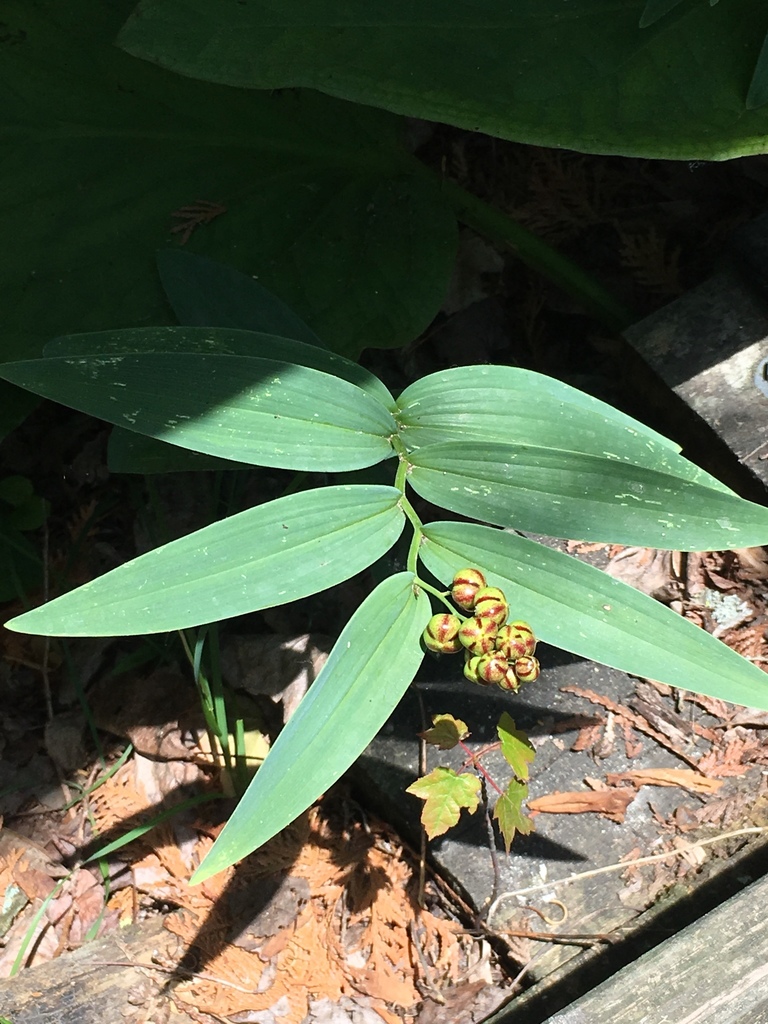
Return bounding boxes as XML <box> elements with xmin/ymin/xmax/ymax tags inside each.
<box><xmin>497</xmin><ymin>665</ymin><xmax>521</xmax><ymax>692</ymax></box>
<box><xmin>475</xmin><ymin>653</ymin><xmax>508</xmax><ymax>685</ymax></box>
<box><xmin>451</xmin><ymin>567</ymin><xmax>486</xmax><ymax>611</ymax></box>
<box><xmin>422</xmin><ymin>613</ymin><xmax>462</xmax><ymax>654</ymax></box>
<box><xmin>464</xmin><ymin>654</ymin><xmax>492</xmax><ymax>686</ymax></box>
<box><xmin>458</xmin><ymin>616</ymin><xmax>498</xmax><ymax>655</ymax></box>
<box><xmin>513</xmin><ymin>655</ymin><xmax>541</xmax><ymax>684</ymax></box>
<box><xmin>496</xmin><ymin>621</ymin><xmax>536</xmax><ymax>660</ymax></box>
<box><xmin>473</xmin><ymin>586</ymin><xmax>509</xmax><ymax>626</ymax></box>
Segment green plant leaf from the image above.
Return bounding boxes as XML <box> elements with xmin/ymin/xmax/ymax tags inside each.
<box><xmin>406</xmin><ymin>766</ymin><xmax>481</xmax><ymax>840</ymax></box>
<box><xmin>497</xmin><ymin>712</ymin><xmax>535</xmax><ymax>782</ymax></box>
<box><xmin>395</xmin><ymin>364</ymin><xmax>684</xmax><ymax>458</ymax></box>
<box><xmin>420</xmin><ymin>521</ymin><xmax>768</xmax><ymax>710</ymax></box>
<box><xmin>119</xmin><ymin>0</ymin><xmax>768</xmax><ymax>160</ymax></box>
<box><xmin>747</xmin><ymin>30</ymin><xmax>768</xmax><ymax>109</ymax></box>
<box><xmin>156</xmin><ymin>250</ymin><xmax>326</xmax><ymax>346</ymax></box>
<box><xmin>193</xmin><ymin>571</ymin><xmax>431</xmax><ymax>881</ymax></box>
<box><xmin>408</xmin><ymin>441</ymin><xmax>768</xmax><ymax>550</ymax></box>
<box><xmin>494</xmin><ymin>779</ymin><xmax>533</xmax><ymax>853</ymax></box>
<box><xmin>420</xmin><ymin>713</ymin><xmax>469</xmax><ymax>750</ymax></box>
<box><xmin>0</xmin><ymin>2</ymin><xmax>457</xmax><ymax>442</ymax></box>
<box><xmin>44</xmin><ymin>326</ymin><xmax>395</xmax><ymax>409</ymax></box>
<box><xmin>0</xmin><ymin>353</ymin><xmax>396</xmax><ymax>473</ymax></box>
<box><xmin>638</xmin><ymin>0</ymin><xmax>686</xmax><ymax>29</ymax></box>
<box><xmin>106</xmin><ymin>428</ymin><xmax>251</xmax><ymax>474</ymax></box>
<box><xmin>5</xmin><ymin>485</ymin><xmax>404</xmax><ymax>636</ymax></box>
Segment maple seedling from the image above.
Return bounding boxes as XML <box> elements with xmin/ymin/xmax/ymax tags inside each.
<box><xmin>408</xmin><ymin>711</ymin><xmax>535</xmax><ymax>850</ymax></box>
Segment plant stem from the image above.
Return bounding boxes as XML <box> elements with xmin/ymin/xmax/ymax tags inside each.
<box><xmin>408</xmin><ymin>159</ymin><xmax>635</xmax><ymax>332</ymax></box>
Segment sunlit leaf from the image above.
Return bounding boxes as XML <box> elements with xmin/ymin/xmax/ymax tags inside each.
<box><xmin>395</xmin><ymin>364</ymin><xmax>684</xmax><ymax>459</ymax></box>
<box><xmin>6</xmin><ymin>485</ymin><xmax>404</xmax><ymax>636</ymax></box>
<box><xmin>408</xmin><ymin>442</ymin><xmax>768</xmax><ymax>550</ymax></box>
<box><xmin>494</xmin><ymin>780</ymin><xmax>533</xmax><ymax>852</ymax></box>
<box><xmin>420</xmin><ymin>713</ymin><xmax>469</xmax><ymax>750</ymax></box>
<box><xmin>407</xmin><ymin>766</ymin><xmax>481</xmax><ymax>840</ymax></box>
<box><xmin>497</xmin><ymin>712</ymin><xmax>535</xmax><ymax>782</ymax></box>
<box><xmin>0</xmin><ymin>354</ymin><xmax>396</xmax><ymax>473</ymax></box>
<box><xmin>192</xmin><ymin>571</ymin><xmax>431</xmax><ymax>880</ymax></box>
<box><xmin>420</xmin><ymin>521</ymin><xmax>768</xmax><ymax>710</ymax></box>
<box><xmin>44</xmin><ymin>325</ymin><xmax>394</xmax><ymax>408</ymax></box>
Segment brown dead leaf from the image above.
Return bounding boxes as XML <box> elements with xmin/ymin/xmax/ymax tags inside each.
<box><xmin>561</xmin><ymin>685</ymin><xmax>702</xmax><ymax>770</ymax></box>
<box><xmin>695</xmin><ymin>730</ymin><xmax>760</xmax><ymax>777</ymax></box>
<box><xmin>12</xmin><ymin>861</ymin><xmax>58</xmax><ymax>902</ymax></box>
<box><xmin>527</xmin><ymin>788</ymin><xmax>636</xmax><ymax>823</ymax></box>
<box><xmin>570</xmin><ymin>722</ymin><xmax>603</xmax><ymax>753</ymax></box>
<box><xmin>604</xmin><ymin>768</ymin><xmax>723</xmax><ymax>794</ymax></box>
<box><xmin>605</xmin><ymin>547</ymin><xmax>681</xmax><ymax>602</ymax></box>
<box><xmin>735</xmin><ymin>546</ymin><xmax>768</xmax><ymax>581</ymax></box>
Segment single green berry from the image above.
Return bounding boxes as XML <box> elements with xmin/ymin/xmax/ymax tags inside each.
<box><xmin>496</xmin><ymin>621</ymin><xmax>536</xmax><ymax>660</ymax></box>
<box><xmin>497</xmin><ymin>665</ymin><xmax>521</xmax><ymax>692</ymax></box>
<box><xmin>458</xmin><ymin>616</ymin><xmax>498</xmax><ymax>655</ymax></box>
<box><xmin>422</xmin><ymin>613</ymin><xmax>463</xmax><ymax>654</ymax></box>
<box><xmin>473</xmin><ymin>586</ymin><xmax>509</xmax><ymax>626</ymax></box>
<box><xmin>513</xmin><ymin>655</ymin><xmax>541</xmax><ymax>684</ymax></box>
<box><xmin>451</xmin><ymin>567</ymin><xmax>487</xmax><ymax>610</ymax></box>
<box><xmin>475</xmin><ymin>653</ymin><xmax>508</xmax><ymax>685</ymax></box>
<box><xmin>463</xmin><ymin>654</ymin><xmax>492</xmax><ymax>685</ymax></box>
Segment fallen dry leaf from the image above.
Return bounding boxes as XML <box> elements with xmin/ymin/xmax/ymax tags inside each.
<box><xmin>605</xmin><ymin>768</ymin><xmax>723</xmax><ymax>794</ymax></box>
<box><xmin>527</xmin><ymin>788</ymin><xmax>636</xmax><ymax>823</ymax></box>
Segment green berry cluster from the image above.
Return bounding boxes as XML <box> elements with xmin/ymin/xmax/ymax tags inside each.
<box><xmin>421</xmin><ymin>568</ymin><xmax>540</xmax><ymax>693</ymax></box>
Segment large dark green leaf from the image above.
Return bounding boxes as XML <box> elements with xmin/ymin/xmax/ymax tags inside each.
<box><xmin>120</xmin><ymin>0</ymin><xmax>768</xmax><ymax>159</ymax></box>
<box><xmin>193</xmin><ymin>571</ymin><xmax>431</xmax><ymax>879</ymax></box>
<box><xmin>0</xmin><ymin>1</ymin><xmax>457</xmax><ymax>437</ymax></box>
<box><xmin>0</xmin><ymin>353</ymin><xmax>396</xmax><ymax>472</ymax></box>
<box><xmin>420</xmin><ymin>521</ymin><xmax>768</xmax><ymax>710</ymax></box>
<box><xmin>5</xmin><ymin>486</ymin><xmax>404</xmax><ymax>636</ymax></box>
<box><xmin>408</xmin><ymin>442</ymin><xmax>768</xmax><ymax>550</ymax></box>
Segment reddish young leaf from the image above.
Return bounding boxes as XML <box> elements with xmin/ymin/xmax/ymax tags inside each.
<box><xmin>406</xmin><ymin>767</ymin><xmax>481</xmax><ymax>839</ymax></box>
<box><xmin>420</xmin><ymin>713</ymin><xmax>469</xmax><ymax>750</ymax></box>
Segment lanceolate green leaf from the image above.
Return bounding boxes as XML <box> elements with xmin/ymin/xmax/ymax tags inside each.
<box><xmin>420</xmin><ymin>521</ymin><xmax>768</xmax><ymax>710</ymax></box>
<box><xmin>396</xmin><ymin>364</ymin><xmax>684</xmax><ymax>457</ymax></box>
<box><xmin>192</xmin><ymin>571</ymin><xmax>431</xmax><ymax>881</ymax></box>
<box><xmin>408</xmin><ymin>442</ymin><xmax>768</xmax><ymax>550</ymax></box>
<box><xmin>156</xmin><ymin>250</ymin><xmax>326</xmax><ymax>346</ymax></box>
<box><xmin>44</xmin><ymin>326</ymin><xmax>395</xmax><ymax>409</ymax></box>
<box><xmin>120</xmin><ymin>0</ymin><xmax>768</xmax><ymax>160</ymax></box>
<box><xmin>6</xmin><ymin>486</ymin><xmax>405</xmax><ymax>636</ymax></box>
<box><xmin>0</xmin><ymin>354</ymin><xmax>396</xmax><ymax>472</ymax></box>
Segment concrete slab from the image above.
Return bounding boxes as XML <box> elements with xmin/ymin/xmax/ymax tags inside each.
<box><xmin>624</xmin><ymin>214</ymin><xmax>768</xmax><ymax>489</ymax></box>
<box><xmin>357</xmin><ymin>644</ymin><xmax>689</xmax><ymax>982</ymax></box>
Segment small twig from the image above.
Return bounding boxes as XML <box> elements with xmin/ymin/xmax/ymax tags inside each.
<box><xmin>414</xmin><ymin>686</ymin><xmax>430</xmax><ymax>909</ymax></box>
<box><xmin>408</xmin><ymin>920</ymin><xmax>445</xmax><ymax>1004</ymax></box>
<box><xmin>41</xmin><ymin>515</ymin><xmax>53</xmax><ymax>723</ymax></box>
<box><xmin>486</xmin><ymin>825</ymin><xmax>767</xmax><ymax>922</ymax></box>
<box><xmin>481</xmin><ymin>776</ymin><xmax>501</xmax><ymax>912</ymax></box>
<box><xmin>90</xmin><ymin>958</ymin><xmax>256</xmax><ymax>995</ymax></box>
<box><xmin>466</xmin><ymin>928</ymin><xmax>613</xmax><ymax>947</ymax></box>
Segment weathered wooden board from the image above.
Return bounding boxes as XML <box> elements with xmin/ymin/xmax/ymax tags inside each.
<box><xmin>0</xmin><ymin>915</ymin><xmax>196</xmax><ymax>1024</ymax></box>
<box><xmin>624</xmin><ymin>217</ymin><xmax>768</xmax><ymax>489</ymax></box>
<box><xmin>534</xmin><ymin>871</ymin><xmax>768</xmax><ymax>1024</ymax></box>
